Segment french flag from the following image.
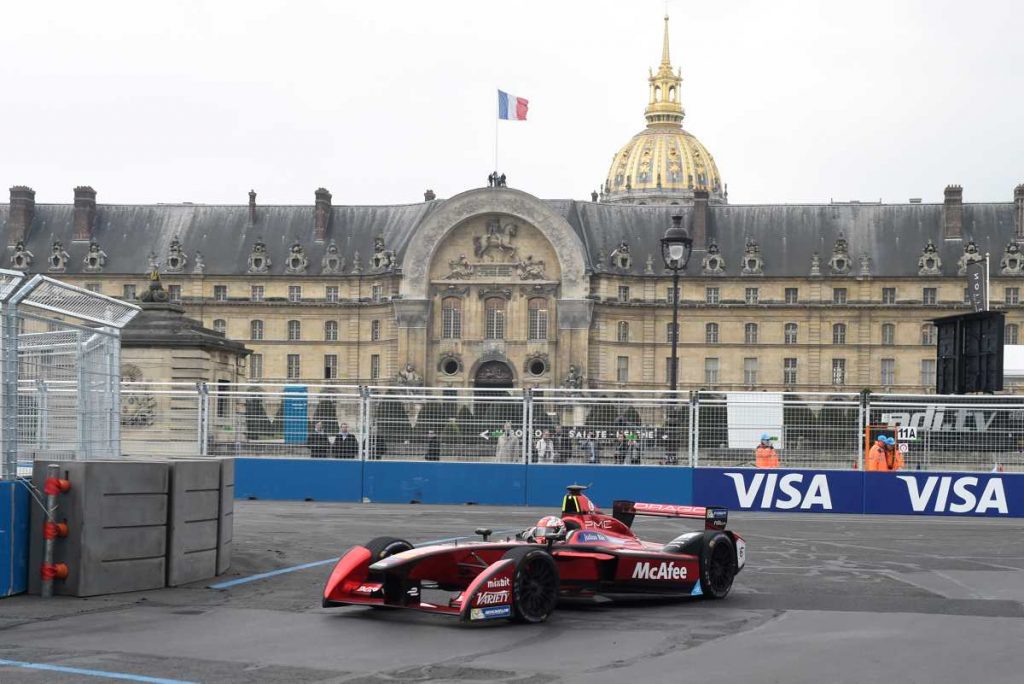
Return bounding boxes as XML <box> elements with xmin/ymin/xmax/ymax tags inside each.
<box><xmin>497</xmin><ymin>90</ymin><xmax>529</xmax><ymax>121</ymax></box>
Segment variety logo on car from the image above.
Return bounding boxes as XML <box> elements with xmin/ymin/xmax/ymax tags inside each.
<box><xmin>474</xmin><ymin>590</ymin><xmax>511</xmax><ymax>606</ymax></box>
<box><xmin>725</xmin><ymin>472</ymin><xmax>833</xmax><ymax>510</ymax></box>
<box><xmin>898</xmin><ymin>475</ymin><xmax>1008</xmax><ymax>514</ymax></box>
<box><xmin>631</xmin><ymin>561</ymin><xmax>689</xmax><ymax>581</ymax></box>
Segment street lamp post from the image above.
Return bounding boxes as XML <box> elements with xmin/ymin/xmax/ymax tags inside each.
<box><xmin>661</xmin><ymin>215</ymin><xmax>694</xmax><ymax>392</ymax></box>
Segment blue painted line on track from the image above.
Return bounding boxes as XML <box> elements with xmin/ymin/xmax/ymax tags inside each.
<box><xmin>209</xmin><ymin>528</ymin><xmax>523</xmax><ymax>590</ymax></box>
<box><xmin>0</xmin><ymin>658</ymin><xmax>198</xmax><ymax>684</ymax></box>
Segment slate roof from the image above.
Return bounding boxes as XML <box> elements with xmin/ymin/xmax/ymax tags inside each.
<box><xmin>0</xmin><ymin>197</ymin><xmax>1018</xmax><ymax>278</ymax></box>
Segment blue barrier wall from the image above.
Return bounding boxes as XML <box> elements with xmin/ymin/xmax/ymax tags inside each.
<box><xmin>692</xmin><ymin>468</ymin><xmax>865</xmax><ymax>514</ymax></box>
<box><xmin>526</xmin><ymin>465</ymin><xmax>692</xmax><ymax>508</ymax></box>
<box><xmin>363</xmin><ymin>462</ymin><xmax>527</xmax><ymax>505</ymax></box>
<box><xmin>864</xmin><ymin>472</ymin><xmax>1023</xmax><ymax>517</ymax></box>
<box><xmin>236</xmin><ymin>458</ymin><xmax>363</xmax><ymax>502</ymax></box>
<box><xmin>1</xmin><ymin>480</ymin><xmax>30</xmax><ymax>597</ymax></box>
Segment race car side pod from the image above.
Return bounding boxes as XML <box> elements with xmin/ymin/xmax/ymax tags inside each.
<box><xmin>41</xmin><ymin>463</ymin><xmax>72</xmax><ymax>597</ymax></box>
<box><xmin>611</xmin><ymin>501</ymin><xmax>729</xmax><ymax>531</ymax></box>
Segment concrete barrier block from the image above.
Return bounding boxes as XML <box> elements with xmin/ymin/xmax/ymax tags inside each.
<box><xmin>217</xmin><ymin>458</ymin><xmax>234</xmax><ymax>575</ymax></box>
<box><xmin>167</xmin><ymin>460</ymin><xmax>221</xmax><ymax>586</ymax></box>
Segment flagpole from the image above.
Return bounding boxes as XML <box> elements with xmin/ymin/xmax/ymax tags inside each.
<box><xmin>494</xmin><ymin>90</ymin><xmax>500</xmax><ymax>174</ymax></box>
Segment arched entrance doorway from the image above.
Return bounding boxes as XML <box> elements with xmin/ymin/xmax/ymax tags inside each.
<box><xmin>474</xmin><ymin>360</ymin><xmax>514</xmax><ymax>389</ymax></box>
<box><xmin>473</xmin><ymin>360</ymin><xmax>518</xmax><ymax>427</ymax></box>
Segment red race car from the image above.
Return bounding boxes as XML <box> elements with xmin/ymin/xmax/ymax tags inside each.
<box><xmin>322</xmin><ymin>485</ymin><xmax>746</xmax><ymax>624</ymax></box>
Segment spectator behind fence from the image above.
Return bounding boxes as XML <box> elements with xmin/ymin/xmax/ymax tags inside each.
<box><xmin>333</xmin><ymin>422</ymin><xmax>359</xmax><ymax>459</ymax></box>
<box><xmin>496</xmin><ymin>422</ymin><xmax>519</xmax><ymax>461</ymax></box>
<box><xmin>535</xmin><ymin>431</ymin><xmax>554</xmax><ymax>462</ymax></box>
<box><xmin>308</xmin><ymin>421</ymin><xmax>331</xmax><ymax>459</ymax></box>
<box><xmin>614</xmin><ymin>432</ymin><xmax>628</xmax><ymax>465</ymax></box>
<box><xmin>425</xmin><ymin>429</ymin><xmax>441</xmax><ymax>461</ymax></box>
<box><xmin>755</xmin><ymin>433</ymin><xmax>779</xmax><ymax>468</ymax></box>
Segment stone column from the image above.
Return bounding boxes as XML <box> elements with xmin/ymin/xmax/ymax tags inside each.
<box><xmin>393</xmin><ymin>299</ymin><xmax>431</xmax><ymax>385</ymax></box>
<box><xmin>556</xmin><ymin>298</ymin><xmax>594</xmax><ymax>387</ymax></box>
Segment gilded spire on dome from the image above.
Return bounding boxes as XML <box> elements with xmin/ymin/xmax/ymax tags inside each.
<box><xmin>645</xmin><ymin>15</ymin><xmax>685</xmax><ymax>128</ymax></box>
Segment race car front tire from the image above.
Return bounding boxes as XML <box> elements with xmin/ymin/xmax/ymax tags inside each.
<box><xmin>364</xmin><ymin>536</ymin><xmax>414</xmax><ymax>561</ymax></box>
<box><xmin>502</xmin><ymin>547</ymin><xmax>559</xmax><ymax>623</ymax></box>
<box><xmin>700</xmin><ymin>532</ymin><xmax>737</xmax><ymax>599</ymax></box>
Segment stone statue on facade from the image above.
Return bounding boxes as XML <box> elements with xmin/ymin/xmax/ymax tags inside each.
<box><xmin>82</xmin><ymin>240</ymin><xmax>107</xmax><ymax>272</ymax></box>
<box><xmin>562</xmin><ymin>365</ymin><xmax>584</xmax><ymax>394</ymax></box>
<box><xmin>192</xmin><ymin>251</ymin><xmax>206</xmax><ymax>275</ymax></box>
<box><xmin>957</xmin><ymin>240</ymin><xmax>984</xmax><ymax>276</ymax></box>
<box><xmin>371</xmin><ymin>236</ymin><xmax>397</xmax><ymax>271</ymax></box>
<box><xmin>445</xmin><ymin>254</ymin><xmax>475</xmax><ymax>279</ymax></box>
<box><xmin>396</xmin><ymin>363</ymin><xmax>423</xmax><ymax>387</ymax></box>
<box><xmin>828</xmin><ymin>233</ymin><xmax>851</xmax><ymax>275</ymax></box>
<box><xmin>918</xmin><ymin>240</ymin><xmax>942</xmax><ymax>276</ymax></box>
<box><xmin>1000</xmin><ymin>240</ymin><xmax>1023</xmax><ymax>276</ymax></box>
<box><xmin>701</xmin><ymin>241</ymin><xmax>725</xmax><ymax>275</ymax></box>
<box><xmin>10</xmin><ymin>240</ymin><xmax>33</xmax><ymax>271</ymax></box>
<box><xmin>321</xmin><ymin>239</ymin><xmax>344</xmax><ymax>274</ymax></box>
<box><xmin>610</xmin><ymin>240</ymin><xmax>632</xmax><ymax>270</ymax></box>
<box><xmin>285</xmin><ymin>241</ymin><xmax>308</xmax><ymax>275</ymax></box>
<box><xmin>247</xmin><ymin>239</ymin><xmax>271</xmax><ymax>274</ymax></box>
<box><xmin>809</xmin><ymin>252</ymin><xmax>821</xmax><ymax>277</ymax></box>
<box><xmin>858</xmin><ymin>252</ymin><xmax>872</xmax><ymax>277</ymax></box>
<box><xmin>164</xmin><ymin>236</ymin><xmax>187</xmax><ymax>273</ymax></box>
<box><xmin>49</xmin><ymin>241</ymin><xmax>70</xmax><ymax>273</ymax></box>
<box><xmin>516</xmin><ymin>255</ymin><xmax>545</xmax><ymax>280</ymax></box>
<box><xmin>741</xmin><ymin>237</ymin><xmax>763</xmax><ymax>276</ymax></box>
<box><xmin>474</xmin><ymin>217</ymin><xmax>518</xmax><ymax>261</ymax></box>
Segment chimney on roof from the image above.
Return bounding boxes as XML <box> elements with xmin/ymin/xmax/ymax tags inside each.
<box><xmin>314</xmin><ymin>187</ymin><xmax>331</xmax><ymax>242</ymax></box>
<box><xmin>591</xmin><ymin>190</ymin><xmax>598</xmax><ymax>202</ymax></box>
<box><xmin>72</xmin><ymin>186</ymin><xmax>97</xmax><ymax>241</ymax></box>
<box><xmin>1014</xmin><ymin>183</ymin><xmax>1024</xmax><ymax>239</ymax></box>
<box><xmin>248</xmin><ymin>189</ymin><xmax>257</xmax><ymax>224</ymax></box>
<box><xmin>692</xmin><ymin>189</ymin><xmax>709</xmax><ymax>248</ymax></box>
<box><xmin>423</xmin><ymin>189</ymin><xmax>436</xmax><ymax>201</ymax></box>
<box><xmin>8</xmin><ymin>186</ymin><xmax>35</xmax><ymax>246</ymax></box>
<box><xmin>943</xmin><ymin>185</ymin><xmax>963</xmax><ymax>239</ymax></box>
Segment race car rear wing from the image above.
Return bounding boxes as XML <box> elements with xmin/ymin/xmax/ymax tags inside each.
<box><xmin>612</xmin><ymin>500</ymin><xmax>728</xmax><ymax>531</ymax></box>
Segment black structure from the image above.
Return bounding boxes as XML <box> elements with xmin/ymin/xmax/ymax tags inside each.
<box><xmin>661</xmin><ymin>215</ymin><xmax>693</xmax><ymax>391</ymax></box>
<box><xmin>932</xmin><ymin>311</ymin><xmax>1005</xmax><ymax>394</ymax></box>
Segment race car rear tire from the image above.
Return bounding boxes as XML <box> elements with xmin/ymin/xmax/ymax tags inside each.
<box><xmin>364</xmin><ymin>536</ymin><xmax>414</xmax><ymax>561</ymax></box>
<box><xmin>700</xmin><ymin>532</ymin><xmax>737</xmax><ymax>599</ymax></box>
<box><xmin>502</xmin><ymin>547</ymin><xmax>559</xmax><ymax>624</ymax></box>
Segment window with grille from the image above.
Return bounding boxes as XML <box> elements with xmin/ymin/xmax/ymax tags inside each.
<box><xmin>666</xmin><ymin>322</ymin><xmax>678</xmax><ymax>343</ymax></box>
<box><xmin>442</xmin><ymin>297</ymin><xmax>462</xmax><ymax>339</ymax></box>
<box><xmin>785</xmin><ymin>288</ymin><xmax>799</xmax><ymax>304</ymax></box>
<box><xmin>213</xmin><ymin>319</ymin><xmax>226</xmax><ymax>334</ymax></box>
<box><xmin>370</xmin><ymin>354</ymin><xmax>380</xmax><ymax>380</ymax></box>
<box><xmin>86</xmin><ymin>283</ymin><xmax>101</xmax><ymax>293</ymax></box>
<box><xmin>251</xmin><ymin>285</ymin><xmax>264</xmax><ymax>302</ymax></box>
<box><xmin>920</xmin><ymin>359</ymin><xmax>936</xmax><ymax>386</ymax></box>
<box><xmin>832</xmin><ymin>358</ymin><xmax>846</xmax><ymax>386</ymax></box>
<box><xmin>667</xmin><ymin>286</ymin><xmax>679</xmax><ymax>304</ymax></box>
<box><xmin>665</xmin><ymin>357</ymin><xmax>679</xmax><ymax>384</ymax></box>
<box><xmin>1006</xmin><ymin>324</ymin><xmax>1020</xmax><ymax>345</ymax></box>
<box><xmin>704</xmin><ymin>357</ymin><xmax>719</xmax><ymax>384</ymax></box>
<box><xmin>325</xmin><ymin>286</ymin><xmax>339</xmax><ymax>303</ymax></box>
<box><xmin>122</xmin><ymin>284</ymin><xmax>136</xmax><ymax>300</ymax></box>
<box><xmin>617</xmin><ymin>321</ymin><xmax>629</xmax><ymax>342</ymax></box>
<box><xmin>250</xmin><ymin>320</ymin><xmax>264</xmax><ymax>340</ymax></box>
<box><xmin>705</xmin><ymin>322</ymin><xmax>719</xmax><ymax>344</ymax></box>
<box><xmin>287</xmin><ymin>354</ymin><xmax>301</xmax><ymax>379</ymax></box>
<box><xmin>783</xmin><ymin>357</ymin><xmax>798</xmax><ymax>386</ymax></box>
<box><xmin>528</xmin><ymin>298</ymin><xmax>548</xmax><ymax>340</ymax></box>
<box><xmin>485</xmin><ymin>298</ymin><xmax>506</xmax><ymax>339</ymax></box>
<box><xmin>1006</xmin><ymin>288</ymin><xmax>1020</xmax><ymax>305</ymax></box>
<box><xmin>249</xmin><ymin>354</ymin><xmax>263</xmax><ymax>380</ymax></box>
<box><xmin>371</xmin><ymin>284</ymin><xmax>383</xmax><ymax>302</ymax></box>
<box><xmin>371</xmin><ymin>319</ymin><xmax>381</xmax><ymax>341</ymax></box>
<box><xmin>287</xmin><ymin>320</ymin><xmax>301</xmax><ymax>341</ymax></box>
<box><xmin>288</xmin><ymin>285</ymin><xmax>302</xmax><ymax>303</ymax></box>
<box><xmin>922</xmin><ymin>287</ymin><xmax>937</xmax><ymax>305</ymax></box>
<box><xmin>618</xmin><ymin>286</ymin><xmax>630</xmax><ymax>302</ymax></box>
<box><xmin>963</xmin><ymin>287</ymin><xmax>971</xmax><ymax>304</ymax></box>
<box><xmin>324</xmin><ymin>354</ymin><xmax>337</xmax><ymax>380</ymax></box>
<box><xmin>214</xmin><ymin>285</ymin><xmax>228</xmax><ymax>301</ymax></box>
<box><xmin>881</xmin><ymin>323</ymin><xmax>895</xmax><ymax>346</ymax></box>
<box><xmin>168</xmin><ymin>285</ymin><xmax>181</xmax><ymax>302</ymax></box>
<box><xmin>921</xmin><ymin>324</ymin><xmax>936</xmax><ymax>345</ymax></box>
<box><xmin>744</xmin><ymin>322</ymin><xmax>758</xmax><ymax>344</ymax></box>
<box><xmin>745</xmin><ymin>287</ymin><xmax>759</xmax><ymax>304</ymax></box>
<box><xmin>705</xmin><ymin>287</ymin><xmax>720</xmax><ymax>304</ymax></box>
<box><xmin>784</xmin><ymin>322</ymin><xmax>798</xmax><ymax>344</ymax></box>
<box><xmin>880</xmin><ymin>358</ymin><xmax>896</xmax><ymax>386</ymax></box>
<box><xmin>324</xmin><ymin>320</ymin><xmax>338</xmax><ymax>342</ymax></box>
<box><xmin>882</xmin><ymin>287</ymin><xmax>896</xmax><ymax>305</ymax></box>
<box><xmin>743</xmin><ymin>357</ymin><xmax>758</xmax><ymax>385</ymax></box>
<box><xmin>833</xmin><ymin>323</ymin><xmax>847</xmax><ymax>345</ymax></box>
<box><xmin>833</xmin><ymin>288</ymin><xmax>847</xmax><ymax>305</ymax></box>
<box><xmin>616</xmin><ymin>356</ymin><xmax>629</xmax><ymax>383</ymax></box>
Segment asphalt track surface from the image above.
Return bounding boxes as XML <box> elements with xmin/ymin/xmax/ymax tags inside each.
<box><xmin>2</xmin><ymin>501</ymin><xmax>1023</xmax><ymax>684</ymax></box>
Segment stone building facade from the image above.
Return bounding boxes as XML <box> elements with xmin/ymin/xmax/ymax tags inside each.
<box><xmin>1</xmin><ymin>18</ymin><xmax>1021</xmax><ymax>393</ymax></box>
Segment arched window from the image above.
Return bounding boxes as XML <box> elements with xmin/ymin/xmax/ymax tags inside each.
<box><xmin>784</xmin><ymin>322</ymin><xmax>798</xmax><ymax>345</ymax></box>
<box><xmin>833</xmin><ymin>323</ymin><xmax>847</xmax><ymax>345</ymax></box>
<box><xmin>705</xmin><ymin>322</ymin><xmax>719</xmax><ymax>344</ymax></box>
<box><xmin>744</xmin><ymin>323</ymin><xmax>758</xmax><ymax>345</ymax></box>
<box><xmin>1007</xmin><ymin>324</ymin><xmax>1020</xmax><ymax>345</ymax></box>
<box><xmin>617</xmin><ymin>321</ymin><xmax>629</xmax><ymax>343</ymax></box>
<box><xmin>287</xmin><ymin>320</ymin><xmax>301</xmax><ymax>341</ymax></box>
<box><xmin>442</xmin><ymin>297</ymin><xmax>461</xmax><ymax>339</ymax></box>
<box><xmin>881</xmin><ymin>323</ymin><xmax>896</xmax><ymax>346</ymax></box>
<box><xmin>668</xmin><ymin>86</ymin><xmax>676</xmax><ymax>102</ymax></box>
<box><xmin>250</xmin><ymin>319</ymin><xmax>264</xmax><ymax>341</ymax></box>
<box><xmin>324</xmin><ymin>320</ymin><xmax>338</xmax><ymax>342</ymax></box>
<box><xmin>654</xmin><ymin>85</ymin><xmax>662</xmax><ymax>102</ymax></box>
<box><xmin>212</xmin><ymin>319</ymin><xmax>226</xmax><ymax>335</ymax></box>
<box><xmin>528</xmin><ymin>298</ymin><xmax>548</xmax><ymax>341</ymax></box>
<box><xmin>485</xmin><ymin>297</ymin><xmax>505</xmax><ymax>339</ymax></box>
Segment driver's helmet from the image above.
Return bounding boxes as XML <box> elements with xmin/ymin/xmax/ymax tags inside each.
<box><xmin>531</xmin><ymin>515</ymin><xmax>566</xmax><ymax>543</ymax></box>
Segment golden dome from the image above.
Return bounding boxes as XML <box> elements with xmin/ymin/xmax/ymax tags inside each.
<box><xmin>602</xmin><ymin>16</ymin><xmax>725</xmax><ymax>205</ymax></box>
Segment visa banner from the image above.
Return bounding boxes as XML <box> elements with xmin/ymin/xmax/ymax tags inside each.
<box><xmin>864</xmin><ymin>472</ymin><xmax>1022</xmax><ymax>517</ymax></box>
<box><xmin>692</xmin><ymin>468</ymin><xmax>864</xmax><ymax>514</ymax></box>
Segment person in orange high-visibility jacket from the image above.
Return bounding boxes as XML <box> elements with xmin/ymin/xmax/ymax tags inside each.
<box><xmin>865</xmin><ymin>436</ymin><xmax>888</xmax><ymax>471</ymax></box>
<box><xmin>883</xmin><ymin>436</ymin><xmax>904</xmax><ymax>471</ymax></box>
<box><xmin>755</xmin><ymin>433</ymin><xmax>779</xmax><ymax>468</ymax></box>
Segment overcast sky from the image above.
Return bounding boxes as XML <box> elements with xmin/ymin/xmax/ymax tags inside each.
<box><xmin>3</xmin><ymin>0</ymin><xmax>1022</xmax><ymax>207</ymax></box>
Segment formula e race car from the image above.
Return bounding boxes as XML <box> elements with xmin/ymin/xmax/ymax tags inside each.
<box><xmin>322</xmin><ymin>485</ymin><xmax>746</xmax><ymax>624</ymax></box>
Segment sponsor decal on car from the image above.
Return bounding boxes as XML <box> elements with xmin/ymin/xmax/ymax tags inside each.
<box><xmin>725</xmin><ymin>472</ymin><xmax>833</xmax><ymax>510</ymax></box>
<box><xmin>577</xmin><ymin>531</ymin><xmax>609</xmax><ymax>543</ymax></box>
<box><xmin>898</xmin><ymin>475</ymin><xmax>1008</xmax><ymax>514</ymax></box>
<box><xmin>584</xmin><ymin>519</ymin><xmax>614</xmax><ymax>530</ymax></box>
<box><xmin>735</xmin><ymin>537</ymin><xmax>747</xmax><ymax>569</ymax></box>
<box><xmin>353</xmin><ymin>583</ymin><xmax>382</xmax><ymax>594</ymax></box>
<box><xmin>470</xmin><ymin>605</ymin><xmax>512</xmax><ymax>620</ymax></box>
<box><xmin>474</xmin><ymin>590</ymin><xmax>511</xmax><ymax>606</ymax></box>
<box><xmin>486</xmin><ymin>576</ymin><xmax>511</xmax><ymax>590</ymax></box>
<box><xmin>631</xmin><ymin>561</ymin><xmax>689</xmax><ymax>581</ymax></box>
<box><xmin>635</xmin><ymin>503</ymin><xmax>705</xmax><ymax>516</ymax></box>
